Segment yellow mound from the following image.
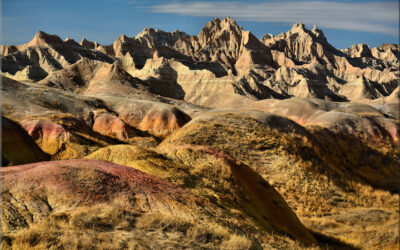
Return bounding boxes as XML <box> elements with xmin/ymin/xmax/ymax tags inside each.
<box><xmin>86</xmin><ymin>144</ymin><xmax>317</xmax><ymax>245</ymax></box>
<box><xmin>85</xmin><ymin>145</ymin><xmax>184</xmax><ymax>182</ymax></box>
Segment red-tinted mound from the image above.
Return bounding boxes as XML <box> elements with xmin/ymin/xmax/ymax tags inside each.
<box><xmin>1</xmin><ymin>159</ymin><xmax>208</xmax><ymax>229</ymax></box>
<box><xmin>115</xmin><ymin>101</ymin><xmax>192</xmax><ymax>138</ymax></box>
<box><xmin>1</xmin><ymin>159</ymin><xmax>192</xmax><ymax>202</ymax></box>
<box><xmin>20</xmin><ymin>119</ymin><xmax>71</xmax><ymax>155</ymax></box>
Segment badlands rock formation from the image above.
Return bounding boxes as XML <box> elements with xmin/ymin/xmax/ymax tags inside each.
<box><xmin>1</xmin><ymin>17</ymin><xmax>399</xmax><ymax>249</ymax></box>
<box><xmin>2</xmin><ymin>17</ymin><xmax>398</xmax><ymax>106</ymax></box>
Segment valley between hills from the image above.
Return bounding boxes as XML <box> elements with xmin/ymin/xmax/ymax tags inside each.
<box><xmin>1</xmin><ymin>17</ymin><xmax>399</xmax><ymax>249</ymax></box>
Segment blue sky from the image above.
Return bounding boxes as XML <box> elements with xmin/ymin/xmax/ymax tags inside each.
<box><xmin>2</xmin><ymin>0</ymin><xmax>399</xmax><ymax>49</ymax></box>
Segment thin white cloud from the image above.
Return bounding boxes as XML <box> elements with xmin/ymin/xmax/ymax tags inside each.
<box><xmin>148</xmin><ymin>1</ymin><xmax>399</xmax><ymax>35</ymax></box>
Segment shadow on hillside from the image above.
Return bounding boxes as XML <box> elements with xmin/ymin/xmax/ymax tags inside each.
<box><xmin>307</xmin><ymin>128</ymin><xmax>399</xmax><ymax>194</ymax></box>
<box><xmin>179</xmin><ymin>60</ymin><xmax>228</xmax><ymax>77</ymax></box>
<box><xmin>311</xmin><ymin>230</ymin><xmax>359</xmax><ymax>250</ymax></box>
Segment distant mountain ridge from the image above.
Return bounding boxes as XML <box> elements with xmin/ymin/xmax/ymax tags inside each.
<box><xmin>1</xmin><ymin>17</ymin><xmax>398</xmax><ymax>105</ymax></box>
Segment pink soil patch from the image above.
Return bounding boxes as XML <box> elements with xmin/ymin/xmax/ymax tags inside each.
<box><xmin>1</xmin><ymin>159</ymin><xmax>198</xmax><ymax>205</ymax></box>
<box><xmin>21</xmin><ymin>119</ymin><xmax>71</xmax><ymax>142</ymax></box>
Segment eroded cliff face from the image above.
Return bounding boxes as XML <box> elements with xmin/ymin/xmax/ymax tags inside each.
<box><xmin>2</xmin><ymin>18</ymin><xmax>398</xmax><ymax>107</ymax></box>
<box><xmin>2</xmin><ymin>17</ymin><xmax>398</xmax><ymax>105</ymax></box>
<box><xmin>1</xmin><ymin>17</ymin><xmax>399</xmax><ymax>249</ymax></box>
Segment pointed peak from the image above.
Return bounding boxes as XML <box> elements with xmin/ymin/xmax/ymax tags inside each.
<box><xmin>311</xmin><ymin>24</ymin><xmax>325</xmax><ymax>38</ymax></box>
<box><xmin>64</xmin><ymin>37</ymin><xmax>78</xmax><ymax>43</ymax></box>
<box><xmin>35</xmin><ymin>30</ymin><xmax>49</xmax><ymax>37</ymax></box>
<box><xmin>64</xmin><ymin>37</ymin><xmax>81</xmax><ymax>47</ymax></box>
<box><xmin>27</xmin><ymin>30</ymin><xmax>64</xmax><ymax>47</ymax></box>
<box><xmin>221</xmin><ymin>16</ymin><xmax>240</xmax><ymax>28</ymax></box>
<box><xmin>140</xmin><ymin>28</ymin><xmax>155</xmax><ymax>35</ymax></box>
<box><xmin>203</xmin><ymin>17</ymin><xmax>221</xmax><ymax>29</ymax></box>
<box><xmin>80</xmin><ymin>38</ymin><xmax>96</xmax><ymax>49</ymax></box>
<box><xmin>136</xmin><ymin>28</ymin><xmax>156</xmax><ymax>39</ymax></box>
<box><xmin>241</xmin><ymin>30</ymin><xmax>263</xmax><ymax>48</ymax></box>
<box><xmin>202</xmin><ymin>16</ymin><xmax>242</xmax><ymax>34</ymax></box>
<box><xmin>80</xmin><ymin>38</ymin><xmax>89</xmax><ymax>43</ymax></box>
<box><xmin>222</xmin><ymin>16</ymin><xmax>237</xmax><ymax>24</ymax></box>
<box><xmin>117</xmin><ymin>34</ymin><xmax>129</xmax><ymax>42</ymax></box>
<box><xmin>212</xmin><ymin>17</ymin><xmax>221</xmax><ymax>22</ymax></box>
<box><xmin>291</xmin><ymin>23</ymin><xmax>306</xmax><ymax>32</ymax></box>
<box><xmin>312</xmin><ymin>24</ymin><xmax>318</xmax><ymax>31</ymax></box>
<box><xmin>34</xmin><ymin>30</ymin><xmax>53</xmax><ymax>38</ymax></box>
<box><xmin>204</xmin><ymin>16</ymin><xmax>239</xmax><ymax>30</ymax></box>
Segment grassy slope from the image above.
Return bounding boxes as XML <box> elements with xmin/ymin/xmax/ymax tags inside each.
<box><xmin>160</xmin><ymin>113</ymin><xmax>399</xmax><ymax>249</ymax></box>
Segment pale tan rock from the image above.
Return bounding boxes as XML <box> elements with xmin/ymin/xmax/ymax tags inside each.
<box><xmin>3</xmin><ymin>20</ymin><xmax>398</xmax><ymax>104</ymax></box>
<box><xmin>92</xmin><ymin>113</ymin><xmax>135</xmax><ymax>140</ymax></box>
<box><xmin>341</xmin><ymin>44</ymin><xmax>372</xmax><ymax>58</ymax></box>
<box><xmin>339</xmin><ymin>76</ymin><xmax>385</xmax><ymax>101</ymax></box>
